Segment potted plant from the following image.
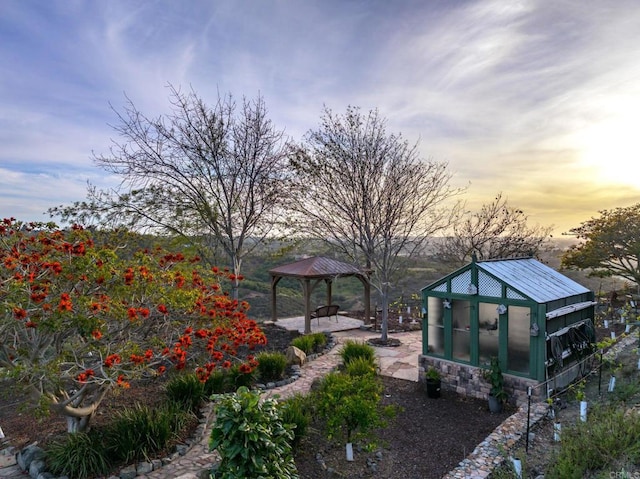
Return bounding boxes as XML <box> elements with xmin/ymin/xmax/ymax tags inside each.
<box><xmin>425</xmin><ymin>366</ymin><xmax>441</xmax><ymax>399</ymax></box>
<box><xmin>482</xmin><ymin>357</ymin><xmax>507</xmax><ymax>413</ymax></box>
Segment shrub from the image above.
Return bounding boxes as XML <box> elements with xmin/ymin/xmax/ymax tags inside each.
<box><xmin>340</xmin><ymin>340</ymin><xmax>375</xmax><ymax>367</ymax></box>
<box><xmin>47</xmin><ymin>431</ymin><xmax>111</xmax><ymax>479</ymax></box>
<box><xmin>105</xmin><ymin>401</ymin><xmax>190</xmax><ymax>463</ymax></box>
<box><xmin>210</xmin><ymin>386</ymin><xmax>298</xmax><ymax>479</ymax></box>
<box><xmin>546</xmin><ymin>404</ymin><xmax>640</xmax><ymax>478</ymax></box>
<box><xmin>280</xmin><ymin>393</ymin><xmax>314</xmax><ymax>448</ymax></box>
<box><xmin>257</xmin><ymin>351</ymin><xmax>288</xmax><ymax>382</ymax></box>
<box><xmin>311</xmin><ymin>332</ymin><xmax>328</xmax><ymax>351</ymax></box>
<box><xmin>291</xmin><ymin>335</ymin><xmax>315</xmax><ymax>354</ymax></box>
<box><xmin>205</xmin><ymin>369</ymin><xmax>233</xmax><ymax>395</ymax></box>
<box><xmin>345</xmin><ymin>356</ymin><xmax>377</xmax><ymax>377</ymax></box>
<box><xmin>316</xmin><ymin>371</ymin><xmax>386</xmax><ymax>444</ymax></box>
<box><xmin>227</xmin><ymin>363</ymin><xmax>256</xmax><ymax>389</ymax></box>
<box><xmin>166</xmin><ymin>373</ymin><xmax>205</xmax><ymax>413</ymax></box>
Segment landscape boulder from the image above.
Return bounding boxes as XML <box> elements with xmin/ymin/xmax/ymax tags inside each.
<box><xmin>286</xmin><ymin>346</ymin><xmax>307</xmax><ymax>366</ymax></box>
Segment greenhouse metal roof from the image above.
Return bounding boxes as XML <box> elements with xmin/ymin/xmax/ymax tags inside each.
<box><xmin>477</xmin><ymin>258</ymin><xmax>590</xmax><ymax>303</ymax></box>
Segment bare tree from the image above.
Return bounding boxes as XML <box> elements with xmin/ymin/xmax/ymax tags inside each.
<box><xmin>437</xmin><ymin>192</ymin><xmax>553</xmax><ymax>266</ymax></box>
<box><xmin>291</xmin><ymin>106</ymin><xmax>463</xmax><ymax>342</ymax></box>
<box><xmin>50</xmin><ymin>86</ymin><xmax>292</xmax><ymax>299</ymax></box>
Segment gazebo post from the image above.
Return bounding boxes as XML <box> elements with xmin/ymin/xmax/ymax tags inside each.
<box><xmin>303</xmin><ymin>278</ymin><xmax>312</xmax><ymax>334</ymax></box>
<box><xmin>270</xmin><ymin>276</ymin><xmax>282</xmax><ymax>322</ymax></box>
<box><xmin>326</xmin><ymin>279</ymin><xmax>333</xmax><ymax>307</ymax></box>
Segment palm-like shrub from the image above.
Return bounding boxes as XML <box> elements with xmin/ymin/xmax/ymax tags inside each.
<box><xmin>340</xmin><ymin>340</ymin><xmax>375</xmax><ymax>366</ymax></box>
<box><xmin>47</xmin><ymin>432</ymin><xmax>110</xmax><ymax>479</ymax></box>
<box><xmin>257</xmin><ymin>351</ymin><xmax>288</xmax><ymax>382</ymax></box>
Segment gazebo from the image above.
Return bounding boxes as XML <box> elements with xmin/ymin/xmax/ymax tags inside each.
<box><xmin>269</xmin><ymin>256</ymin><xmax>372</xmax><ymax>334</ymax></box>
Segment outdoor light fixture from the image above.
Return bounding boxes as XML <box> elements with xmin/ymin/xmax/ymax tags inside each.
<box><xmin>530</xmin><ymin>323</ymin><xmax>540</xmax><ymax>336</ymax></box>
<box><xmin>496</xmin><ymin>304</ymin><xmax>507</xmax><ymax>315</ymax></box>
<box><xmin>467</xmin><ymin>284</ymin><xmax>478</xmax><ymax>295</ymax></box>
<box><xmin>443</xmin><ymin>299</ymin><xmax>451</xmax><ymax>309</ymax></box>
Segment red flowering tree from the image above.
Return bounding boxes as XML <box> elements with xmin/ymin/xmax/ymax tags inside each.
<box><xmin>0</xmin><ymin>219</ymin><xmax>265</xmax><ymax>433</ymax></box>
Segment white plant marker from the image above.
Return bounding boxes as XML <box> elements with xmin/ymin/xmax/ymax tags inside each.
<box><xmin>553</xmin><ymin>422</ymin><xmax>561</xmax><ymax>442</ymax></box>
<box><xmin>626</xmin><ymin>324</ymin><xmax>631</xmax><ymax>333</ymax></box>
<box><xmin>0</xmin><ymin>426</ymin><xmax>4</xmax><ymax>439</ymax></box>
<box><xmin>346</xmin><ymin>442</ymin><xmax>354</xmax><ymax>461</ymax></box>
<box><xmin>611</xmin><ymin>331</ymin><xmax>616</xmax><ymax>340</ymax></box>
<box><xmin>580</xmin><ymin>401</ymin><xmax>588</xmax><ymax>422</ymax></box>
<box><xmin>511</xmin><ymin>458</ymin><xmax>522</xmax><ymax>478</ymax></box>
<box><xmin>608</xmin><ymin>376</ymin><xmax>616</xmax><ymax>392</ymax></box>
<box><xmin>604</xmin><ymin>319</ymin><xmax>609</xmax><ymax>328</ymax></box>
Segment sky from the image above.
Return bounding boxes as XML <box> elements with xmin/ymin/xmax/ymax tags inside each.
<box><xmin>1</xmin><ymin>0</ymin><xmax>639</xmax><ymax>236</ymax></box>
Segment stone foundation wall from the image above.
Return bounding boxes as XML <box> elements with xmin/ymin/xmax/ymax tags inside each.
<box><xmin>418</xmin><ymin>355</ymin><xmax>544</xmax><ymax>406</ymax></box>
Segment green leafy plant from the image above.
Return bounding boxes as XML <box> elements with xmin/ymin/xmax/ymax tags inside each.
<box><xmin>546</xmin><ymin>404</ymin><xmax>640</xmax><ymax>479</ymax></box>
<box><xmin>425</xmin><ymin>366</ymin><xmax>441</xmax><ymax>381</ymax></box>
<box><xmin>572</xmin><ymin>378</ymin><xmax>586</xmax><ymax>402</ymax></box>
<box><xmin>227</xmin><ymin>364</ymin><xmax>256</xmax><ymax>389</ymax></box>
<box><xmin>291</xmin><ymin>335</ymin><xmax>314</xmax><ymax>354</ymax></box>
<box><xmin>345</xmin><ymin>356</ymin><xmax>377</xmax><ymax>377</ymax></box>
<box><xmin>204</xmin><ymin>369</ymin><xmax>232</xmax><ymax>395</ymax></box>
<box><xmin>47</xmin><ymin>431</ymin><xmax>111</xmax><ymax>479</ymax></box>
<box><xmin>316</xmin><ymin>371</ymin><xmax>388</xmax><ymax>445</ymax></box>
<box><xmin>311</xmin><ymin>332</ymin><xmax>328</xmax><ymax>351</ymax></box>
<box><xmin>210</xmin><ymin>386</ymin><xmax>298</xmax><ymax>479</ymax></box>
<box><xmin>291</xmin><ymin>333</ymin><xmax>328</xmax><ymax>354</ymax></box>
<box><xmin>340</xmin><ymin>340</ymin><xmax>375</xmax><ymax>367</ymax></box>
<box><xmin>105</xmin><ymin>401</ymin><xmax>190</xmax><ymax>463</ymax></box>
<box><xmin>166</xmin><ymin>372</ymin><xmax>206</xmax><ymax>413</ymax></box>
<box><xmin>280</xmin><ymin>393</ymin><xmax>314</xmax><ymax>448</ymax></box>
<box><xmin>482</xmin><ymin>357</ymin><xmax>507</xmax><ymax>403</ymax></box>
<box><xmin>257</xmin><ymin>351</ymin><xmax>288</xmax><ymax>382</ymax></box>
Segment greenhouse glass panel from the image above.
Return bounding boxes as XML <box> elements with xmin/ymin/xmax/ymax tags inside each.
<box><xmin>427</xmin><ymin>297</ymin><xmax>445</xmax><ymax>355</ymax></box>
<box><xmin>507</xmin><ymin>306</ymin><xmax>530</xmax><ymax>374</ymax></box>
<box><xmin>452</xmin><ymin>299</ymin><xmax>471</xmax><ymax>361</ymax></box>
<box><xmin>479</xmin><ymin>302</ymin><xmax>499</xmax><ymax>366</ymax></box>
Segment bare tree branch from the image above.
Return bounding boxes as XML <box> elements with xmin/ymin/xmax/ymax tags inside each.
<box><xmin>49</xmin><ymin>86</ymin><xmax>292</xmax><ymax>299</ymax></box>
<box><xmin>290</xmin><ymin>106</ymin><xmax>463</xmax><ymax>341</ymax></box>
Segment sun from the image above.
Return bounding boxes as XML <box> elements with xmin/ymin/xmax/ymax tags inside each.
<box><xmin>578</xmin><ymin>113</ymin><xmax>640</xmax><ymax>189</ymax></box>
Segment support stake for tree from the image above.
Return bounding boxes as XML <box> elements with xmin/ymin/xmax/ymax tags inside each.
<box><xmin>525</xmin><ymin>386</ymin><xmax>532</xmax><ymax>453</ymax></box>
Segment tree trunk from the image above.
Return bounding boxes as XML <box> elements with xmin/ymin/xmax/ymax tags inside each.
<box><xmin>66</xmin><ymin>413</ymin><xmax>93</xmax><ymax>434</ymax></box>
<box><xmin>380</xmin><ymin>284</ymin><xmax>390</xmax><ymax>343</ymax></box>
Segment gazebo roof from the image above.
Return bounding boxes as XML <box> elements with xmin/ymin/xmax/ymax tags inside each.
<box><xmin>269</xmin><ymin>256</ymin><xmax>365</xmax><ymax>279</ymax></box>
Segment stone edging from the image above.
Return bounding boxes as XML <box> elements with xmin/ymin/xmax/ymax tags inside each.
<box><xmin>442</xmin><ymin>402</ymin><xmax>549</xmax><ymax>479</ymax></box>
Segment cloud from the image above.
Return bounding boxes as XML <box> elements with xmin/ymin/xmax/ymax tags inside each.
<box><xmin>1</xmin><ymin>0</ymin><xmax>640</xmax><ymax>232</ymax></box>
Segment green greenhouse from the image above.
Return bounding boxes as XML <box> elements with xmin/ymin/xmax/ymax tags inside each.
<box><xmin>419</xmin><ymin>257</ymin><xmax>596</xmax><ymax>403</ymax></box>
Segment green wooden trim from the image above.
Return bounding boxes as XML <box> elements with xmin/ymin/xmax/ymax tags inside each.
<box><xmin>470</xmin><ymin>301</ymin><xmax>479</xmax><ymax>364</ymax></box>
<box><xmin>444</xmin><ymin>304</ymin><xmax>452</xmax><ymax>358</ymax></box>
<box><xmin>422</xmin><ymin>317</ymin><xmax>428</xmax><ymax>356</ymax></box>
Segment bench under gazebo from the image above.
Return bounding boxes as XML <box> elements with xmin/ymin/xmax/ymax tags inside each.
<box><xmin>269</xmin><ymin>256</ymin><xmax>372</xmax><ymax>334</ymax></box>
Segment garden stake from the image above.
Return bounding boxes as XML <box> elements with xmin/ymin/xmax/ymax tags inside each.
<box><xmin>598</xmin><ymin>350</ymin><xmax>603</xmax><ymax>395</ymax></box>
<box><xmin>525</xmin><ymin>387</ymin><xmax>532</xmax><ymax>453</ymax></box>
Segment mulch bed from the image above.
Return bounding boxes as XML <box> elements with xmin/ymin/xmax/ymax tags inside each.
<box><xmin>294</xmin><ymin>375</ymin><xmax>512</xmax><ymax>479</ymax></box>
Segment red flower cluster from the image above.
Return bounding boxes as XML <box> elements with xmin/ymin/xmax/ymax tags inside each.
<box><xmin>58</xmin><ymin>293</ymin><xmax>72</xmax><ymax>312</ymax></box>
<box><xmin>104</xmin><ymin>354</ymin><xmax>122</xmax><ymax>368</ymax></box>
<box><xmin>76</xmin><ymin>369</ymin><xmax>95</xmax><ymax>383</ymax></box>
